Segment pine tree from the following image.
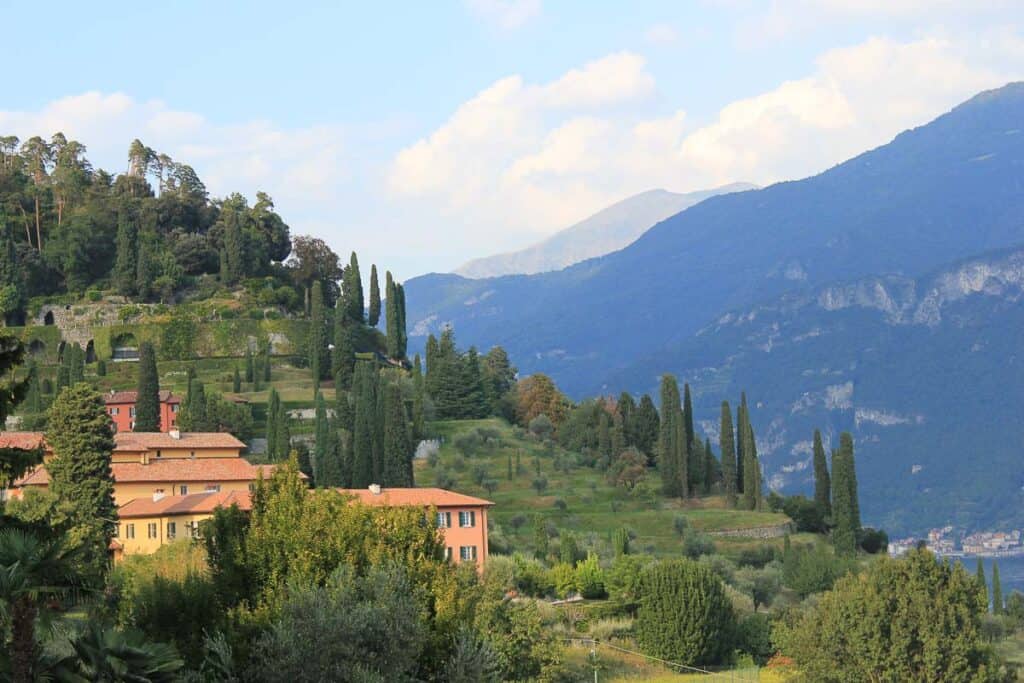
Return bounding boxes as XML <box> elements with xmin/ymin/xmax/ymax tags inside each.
<box><xmin>812</xmin><ymin>429</ymin><xmax>831</xmax><ymax>519</ymax></box>
<box><xmin>133</xmin><ymin>342</ymin><xmax>160</xmax><ymax>431</ymax></box>
<box><xmin>113</xmin><ymin>215</ymin><xmax>137</xmax><ymax>296</ymax></box>
<box><xmin>343</xmin><ymin>252</ymin><xmax>364</xmax><ymax>324</ymax></box>
<box><xmin>368</xmin><ymin>264</ymin><xmax>381</xmax><ymax>326</ymax></box>
<box><xmin>831</xmin><ymin>432</ymin><xmax>860</xmax><ymax>556</ymax></box>
<box><xmin>460</xmin><ymin>347</ymin><xmax>487</xmax><ymax>418</ymax></box>
<box><xmin>266</xmin><ymin>389</ymin><xmax>280</xmax><ymax>461</ymax></box>
<box><xmin>992</xmin><ymin>561</ymin><xmax>1003</xmax><ymax>614</ymax></box>
<box><xmin>720</xmin><ymin>401</ymin><xmax>737</xmax><ymax>507</ymax></box>
<box><xmin>46</xmin><ymin>383</ymin><xmax>116</xmax><ymax>580</ymax></box>
<box><xmin>232</xmin><ymin>366</ymin><xmax>241</xmax><ymax>393</ymax></box>
<box><xmin>308</xmin><ymin>280</ymin><xmax>327</xmax><ymax>392</ymax></box>
<box><xmin>382</xmin><ymin>382</ymin><xmax>412</xmax><ymax>486</ymax></box>
<box><xmin>658</xmin><ymin>375</ymin><xmax>682</xmax><ymax>497</ymax></box>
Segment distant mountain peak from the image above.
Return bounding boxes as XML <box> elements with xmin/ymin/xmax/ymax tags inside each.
<box><xmin>454</xmin><ymin>183</ymin><xmax>756</xmax><ymax>279</ymax></box>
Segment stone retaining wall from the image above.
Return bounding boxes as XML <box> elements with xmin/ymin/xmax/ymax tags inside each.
<box><xmin>707</xmin><ymin>523</ymin><xmax>793</xmax><ymax>539</ymax></box>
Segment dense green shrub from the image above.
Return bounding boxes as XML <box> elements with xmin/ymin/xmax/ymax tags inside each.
<box><xmin>575</xmin><ymin>554</ymin><xmax>607</xmax><ymax>599</ymax></box>
<box><xmin>635</xmin><ymin>559</ymin><xmax>736</xmax><ymax>665</ymax></box>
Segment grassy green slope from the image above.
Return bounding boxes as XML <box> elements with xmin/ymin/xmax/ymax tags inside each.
<box><xmin>417</xmin><ymin>418</ymin><xmax>790</xmax><ymax>557</ymax></box>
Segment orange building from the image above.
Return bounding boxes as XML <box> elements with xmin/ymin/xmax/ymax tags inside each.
<box><xmin>103</xmin><ymin>390</ymin><xmax>182</xmax><ymax>433</ymax></box>
<box><xmin>110</xmin><ymin>490</ymin><xmax>253</xmax><ymax>561</ymax></box>
<box><xmin>339</xmin><ymin>485</ymin><xmax>494</xmax><ymax>566</ymax></box>
<box><xmin>8</xmin><ymin>430</ymin><xmax>275</xmax><ymax>506</ymax></box>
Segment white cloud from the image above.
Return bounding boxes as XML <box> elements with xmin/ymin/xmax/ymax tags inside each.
<box><xmin>388</xmin><ymin>35</ymin><xmax>1020</xmax><ymax>247</ymax></box>
<box><xmin>464</xmin><ymin>0</ymin><xmax>542</xmax><ymax>29</ymax></box>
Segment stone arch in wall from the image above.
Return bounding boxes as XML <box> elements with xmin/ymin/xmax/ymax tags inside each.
<box><xmin>85</xmin><ymin>340</ymin><xmax>96</xmax><ymax>363</ymax></box>
<box><xmin>111</xmin><ymin>332</ymin><xmax>140</xmax><ymax>361</ymax></box>
<box><xmin>43</xmin><ymin>311</ymin><xmax>55</xmax><ymax>326</ymax></box>
<box><xmin>57</xmin><ymin>341</ymin><xmax>66</xmax><ymax>362</ymax></box>
<box><xmin>28</xmin><ymin>339</ymin><xmax>46</xmax><ymax>358</ymax></box>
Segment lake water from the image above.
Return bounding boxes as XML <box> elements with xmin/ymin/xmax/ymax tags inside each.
<box><xmin>957</xmin><ymin>555</ymin><xmax>1024</xmax><ymax>597</ymax></box>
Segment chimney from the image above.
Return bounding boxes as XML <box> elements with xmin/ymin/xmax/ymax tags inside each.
<box><xmin>368</xmin><ymin>484</ymin><xmax>382</xmax><ymax>495</ymax></box>
<box><xmin>169</xmin><ymin>429</ymin><xmax>181</xmax><ymax>440</ymax></box>
<box><xmin>152</xmin><ymin>491</ymin><xmax>166</xmax><ymax>502</ymax></box>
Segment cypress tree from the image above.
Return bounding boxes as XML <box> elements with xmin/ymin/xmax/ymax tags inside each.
<box><xmin>736</xmin><ymin>393</ymin><xmax>747</xmax><ymax>494</ymax></box>
<box><xmin>133</xmin><ymin>341</ymin><xmax>160</xmax><ymax>431</ymax></box>
<box><xmin>332</xmin><ymin>312</ymin><xmax>356</xmax><ymax>391</ymax></box>
<box><xmin>676</xmin><ymin>412</ymin><xmax>689</xmax><ymax>499</ymax></box>
<box><xmin>618</xmin><ymin>392</ymin><xmax>636</xmax><ymax>447</ymax></box>
<box><xmin>812</xmin><ymin>429</ymin><xmax>831</xmax><ymax>519</ymax></box>
<box><xmin>351</xmin><ymin>361</ymin><xmax>377</xmax><ymax>487</ymax></box>
<box><xmin>682</xmin><ymin>383</ymin><xmax>695</xmax><ymax>449</ymax></box>
<box><xmin>266</xmin><ymin>389</ymin><xmax>280</xmax><ymax>461</ymax></box>
<box><xmin>382</xmin><ymin>382</ymin><xmax>413</xmax><ymax>486</ymax></box>
<box><xmin>385</xmin><ymin>271</ymin><xmax>399</xmax><ymax>359</ymax></box>
<box><xmin>233</xmin><ymin>366</ymin><xmax>241</xmax><ymax>393</ymax></box>
<box><xmin>113</xmin><ymin>215</ymin><xmax>137</xmax><ymax>296</ymax></box>
<box><xmin>720</xmin><ymin>401</ymin><xmax>737</xmax><ymax>507</ymax></box>
<box><xmin>245</xmin><ymin>349</ymin><xmax>254</xmax><ymax>383</ymax></box>
<box><xmin>317</xmin><ymin>420</ymin><xmax>344</xmax><ymax>487</ymax></box>
<box><xmin>22</xmin><ymin>361</ymin><xmax>43</xmax><ymax>415</ymax></box>
<box><xmin>703</xmin><ymin>437</ymin><xmax>715</xmax><ymax>495</ymax></box>
<box><xmin>67</xmin><ymin>343</ymin><xmax>85</xmax><ymax>385</ymax></box>
<box><xmin>658</xmin><ymin>375</ymin><xmax>682</xmax><ymax>497</ymax></box>
<box><xmin>690</xmin><ymin>438</ymin><xmax>706</xmax><ymax>497</ymax></box>
<box><xmin>636</xmin><ymin>394</ymin><xmax>660</xmax><ymax>463</ymax></box>
<box><xmin>263</xmin><ymin>347</ymin><xmax>271</xmax><ymax>382</ymax></box>
<box><xmin>46</xmin><ymin>383</ymin><xmax>116</xmax><ymax>580</ymax></box>
<box><xmin>308</xmin><ymin>280</ymin><xmax>327</xmax><ymax>392</ymax></box>
<box><xmin>831</xmin><ymin>433</ymin><xmax>860</xmax><ymax>556</ymax></box>
<box><xmin>411</xmin><ymin>354</ymin><xmax>425</xmax><ymax>440</ymax></box>
<box><xmin>368</xmin><ymin>264</ymin><xmax>381</xmax><ymax>326</ymax></box>
<box><xmin>221</xmin><ymin>212</ymin><xmax>243</xmax><ymax>284</ymax></box>
<box><xmin>395</xmin><ymin>282</ymin><xmax>407</xmax><ymax>358</ymax></box>
<box><xmin>344</xmin><ymin>252</ymin><xmax>364</xmax><ymax>324</ymax></box>
<box><xmin>181</xmin><ymin>378</ymin><xmax>208</xmax><ymax>431</ymax></box>
<box><xmin>312</xmin><ymin>391</ymin><xmax>328</xmax><ymax>485</ymax></box>
<box><xmin>992</xmin><ymin>561</ymin><xmax>1003</xmax><ymax>614</ymax></box>
<box><xmin>740</xmin><ymin>420</ymin><xmax>758</xmax><ymax>511</ymax></box>
<box><xmin>424</xmin><ymin>334</ymin><xmax>439</xmax><ymax>397</ymax></box>
<box><xmin>976</xmin><ymin>558</ymin><xmax>988</xmax><ymax>607</ymax></box>
<box><xmin>336</xmin><ymin>388</ymin><xmax>354</xmax><ymax>434</ymax></box>
<box><xmin>275</xmin><ymin>402</ymin><xmax>291</xmax><ymax>464</ymax></box>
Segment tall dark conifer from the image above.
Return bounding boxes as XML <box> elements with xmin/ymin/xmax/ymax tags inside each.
<box><xmin>351</xmin><ymin>361</ymin><xmax>377</xmax><ymax>487</ymax></box>
<box><xmin>411</xmin><ymin>354</ymin><xmax>425</xmax><ymax>440</ymax></box>
<box><xmin>332</xmin><ymin>300</ymin><xmax>355</xmax><ymax>390</ymax></box>
<box><xmin>720</xmin><ymin>401</ymin><xmax>737</xmax><ymax>507</ymax></box>
<box><xmin>658</xmin><ymin>375</ymin><xmax>682</xmax><ymax>497</ymax></box>
<box><xmin>735</xmin><ymin>393</ymin><xmax>748</xmax><ymax>494</ymax></box>
<box><xmin>992</xmin><ymin>561</ymin><xmax>1003</xmax><ymax>614</ymax></box>
<box><xmin>382</xmin><ymin>382</ymin><xmax>412</xmax><ymax>486</ymax></box>
<box><xmin>385</xmin><ymin>271</ymin><xmax>399</xmax><ymax>359</ymax></box>
<box><xmin>635</xmin><ymin>394</ymin><xmax>660</xmax><ymax>463</ymax></box>
<box><xmin>812</xmin><ymin>429</ymin><xmax>832</xmax><ymax>518</ymax></box>
<box><xmin>113</xmin><ymin>215</ymin><xmax>137</xmax><ymax>296</ymax></box>
<box><xmin>344</xmin><ymin>252</ymin><xmax>364</xmax><ymax>323</ymax></box>
<box><xmin>312</xmin><ymin>391</ymin><xmax>328</xmax><ymax>485</ymax></box>
<box><xmin>703</xmin><ymin>437</ymin><xmax>715</xmax><ymax>494</ymax></box>
<box><xmin>395</xmin><ymin>282</ymin><xmax>407</xmax><ymax>358</ymax></box>
<box><xmin>367</xmin><ymin>264</ymin><xmax>381</xmax><ymax>327</ymax></box>
<box><xmin>133</xmin><ymin>342</ymin><xmax>160</xmax><ymax>431</ymax></box>
<box><xmin>266</xmin><ymin>388</ymin><xmax>280</xmax><ymax>460</ymax></box>
<box><xmin>831</xmin><ymin>432</ymin><xmax>860</xmax><ymax>556</ymax></box>
<box><xmin>308</xmin><ymin>280</ymin><xmax>327</xmax><ymax>392</ymax></box>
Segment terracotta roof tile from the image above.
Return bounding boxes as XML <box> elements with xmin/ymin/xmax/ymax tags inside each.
<box><xmin>104</xmin><ymin>390</ymin><xmax>180</xmax><ymax>404</ymax></box>
<box><xmin>0</xmin><ymin>432</ymin><xmax>48</xmax><ymax>451</ymax></box>
<box><xmin>114</xmin><ymin>431</ymin><xmax>245</xmax><ymax>450</ymax></box>
<box><xmin>337</xmin><ymin>487</ymin><xmax>494</xmax><ymax>508</ymax></box>
<box><xmin>118</xmin><ymin>490</ymin><xmax>252</xmax><ymax>518</ymax></box>
<box><xmin>17</xmin><ymin>457</ymin><xmax>273</xmax><ymax>486</ymax></box>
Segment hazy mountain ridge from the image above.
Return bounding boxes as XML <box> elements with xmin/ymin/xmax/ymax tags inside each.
<box><xmin>454</xmin><ymin>184</ymin><xmax>756</xmax><ymax>279</ymax></box>
<box><xmin>406</xmin><ymin>82</ymin><xmax>1024</xmax><ymax>534</ymax></box>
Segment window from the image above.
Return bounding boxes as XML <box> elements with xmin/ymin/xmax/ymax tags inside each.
<box><xmin>445</xmin><ymin>547</ymin><xmax>453</xmax><ymax>561</ymax></box>
<box><xmin>111</xmin><ymin>524</ymin><xmax>119</xmax><ymax>538</ymax></box>
<box><xmin>205</xmin><ymin>484</ymin><xmax>221</xmax><ymax>492</ymax></box>
<box><xmin>147</xmin><ymin>523</ymin><xmax>157</xmax><ymax>539</ymax></box>
<box><xmin>459</xmin><ymin>546</ymin><xmax>477</xmax><ymax>561</ymax></box>
<box><xmin>129</xmin><ymin>407</ymin><xmax>137</xmax><ymax>417</ymax></box>
<box><xmin>125</xmin><ymin>524</ymin><xmax>135</xmax><ymax>539</ymax></box>
<box><xmin>167</xmin><ymin>522</ymin><xmax>176</xmax><ymax>540</ymax></box>
<box><xmin>459</xmin><ymin>510</ymin><xmax>475</xmax><ymax>528</ymax></box>
<box><xmin>179</xmin><ymin>485</ymin><xmax>189</xmax><ymax>495</ymax></box>
<box><xmin>156</xmin><ymin>450</ymin><xmax>162</xmax><ymax>458</ymax></box>
<box><xmin>130</xmin><ymin>421</ymin><xmax>135</xmax><ymax>430</ymax></box>
<box><xmin>110</xmin><ymin>407</ymin><xmax>119</xmax><ymax>416</ymax></box>
<box><xmin>171</xmin><ymin>404</ymin><xmax>179</xmax><ymax>413</ymax></box>
<box><xmin>437</xmin><ymin>511</ymin><xmax>452</xmax><ymax>528</ymax></box>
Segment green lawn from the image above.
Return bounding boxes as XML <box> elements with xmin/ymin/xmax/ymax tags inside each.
<box><xmin>418</xmin><ymin>418</ymin><xmax>790</xmax><ymax>558</ymax></box>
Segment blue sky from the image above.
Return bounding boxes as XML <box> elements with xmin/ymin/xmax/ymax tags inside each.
<box><xmin>2</xmin><ymin>1</ymin><xmax>1022</xmax><ymax>279</ymax></box>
